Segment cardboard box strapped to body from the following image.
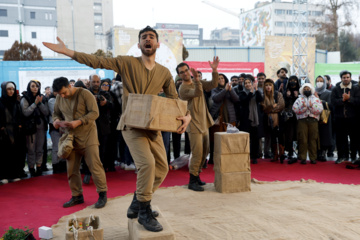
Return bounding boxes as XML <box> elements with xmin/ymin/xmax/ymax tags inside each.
<box><xmin>123</xmin><ymin>94</ymin><xmax>188</xmax><ymax>132</ymax></box>
<box><xmin>66</xmin><ymin>215</ymin><xmax>103</xmax><ymax>240</ymax></box>
<box><xmin>214</xmin><ymin>132</ymin><xmax>250</xmax><ymax>154</ymax></box>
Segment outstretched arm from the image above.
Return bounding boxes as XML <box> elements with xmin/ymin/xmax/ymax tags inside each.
<box><xmin>203</xmin><ymin>56</ymin><xmax>220</xmax><ymax>91</ymax></box>
<box><xmin>43</xmin><ymin>37</ymin><xmax>74</xmax><ymax>58</ymax></box>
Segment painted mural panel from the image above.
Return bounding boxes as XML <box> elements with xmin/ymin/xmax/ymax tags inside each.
<box><xmin>240</xmin><ymin>5</ymin><xmax>273</xmax><ymax>47</ymax></box>
<box><xmin>113</xmin><ymin>27</ymin><xmax>183</xmax><ymax>78</ymax></box>
<box><xmin>265</xmin><ymin>36</ymin><xmax>316</xmax><ymax>82</ymax></box>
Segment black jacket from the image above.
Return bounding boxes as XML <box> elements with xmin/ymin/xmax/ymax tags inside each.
<box><xmin>331</xmin><ymin>84</ymin><xmax>360</xmax><ymax>119</ymax></box>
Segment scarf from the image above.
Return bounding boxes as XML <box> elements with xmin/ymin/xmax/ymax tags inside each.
<box><xmin>245</xmin><ymin>89</ymin><xmax>259</xmax><ymax>127</ymax></box>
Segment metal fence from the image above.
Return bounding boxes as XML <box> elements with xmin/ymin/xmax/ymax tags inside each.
<box><xmin>186</xmin><ymin>46</ymin><xmax>327</xmax><ymax>63</ymax></box>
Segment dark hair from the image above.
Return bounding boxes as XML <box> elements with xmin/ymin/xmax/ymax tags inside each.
<box><xmin>287</xmin><ymin>75</ymin><xmax>300</xmax><ymax>90</ymax></box>
<box><xmin>239</xmin><ymin>73</ymin><xmax>246</xmax><ymax>79</ymax></box>
<box><xmin>277</xmin><ymin>68</ymin><xmax>288</xmax><ymax>75</ymax></box>
<box><xmin>138</xmin><ymin>26</ymin><xmax>158</xmax><ymax>42</ymax></box>
<box><xmin>340</xmin><ymin>70</ymin><xmax>352</xmax><ymax>78</ymax></box>
<box><xmin>45</xmin><ymin>86</ymin><xmax>51</xmax><ymax>90</ymax></box>
<box><xmin>176</xmin><ymin>62</ymin><xmax>190</xmax><ymax>74</ymax></box>
<box><xmin>74</xmin><ymin>80</ymin><xmax>87</xmax><ymax>89</ymax></box>
<box><xmin>230</xmin><ymin>75</ymin><xmax>239</xmax><ymax>80</ymax></box>
<box><xmin>324</xmin><ymin>75</ymin><xmax>331</xmax><ymax>81</ymax></box>
<box><xmin>257</xmin><ymin>72</ymin><xmax>266</xmax><ymax>78</ymax></box>
<box><xmin>69</xmin><ymin>79</ymin><xmax>75</xmax><ymax>83</ymax></box>
<box><xmin>219</xmin><ymin>74</ymin><xmax>229</xmax><ymax>85</ymax></box>
<box><xmin>244</xmin><ymin>74</ymin><xmax>255</xmax><ymax>82</ymax></box>
<box><xmin>115</xmin><ymin>73</ymin><xmax>122</xmax><ymax>82</ymax></box>
<box><xmin>52</xmin><ymin>77</ymin><xmax>69</xmax><ymax>92</ymax></box>
<box><xmin>197</xmin><ymin>70</ymin><xmax>202</xmax><ymax>75</ymax></box>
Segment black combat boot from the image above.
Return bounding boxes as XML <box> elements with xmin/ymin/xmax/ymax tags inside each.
<box><xmin>138</xmin><ymin>201</ymin><xmax>163</xmax><ymax>232</ymax></box>
<box><xmin>63</xmin><ymin>195</ymin><xmax>84</xmax><ymax>208</ymax></box>
<box><xmin>94</xmin><ymin>191</ymin><xmax>107</xmax><ymax>208</ymax></box>
<box><xmin>127</xmin><ymin>192</ymin><xmax>159</xmax><ymax>219</ymax></box>
<box><xmin>188</xmin><ymin>174</ymin><xmax>204</xmax><ymax>191</ymax></box>
<box><xmin>197</xmin><ymin>174</ymin><xmax>206</xmax><ymax>186</ymax></box>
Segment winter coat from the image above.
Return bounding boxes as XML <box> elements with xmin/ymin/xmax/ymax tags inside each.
<box><xmin>292</xmin><ymin>83</ymin><xmax>323</xmax><ymax>120</ymax></box>
<box><xmin>209</xmin><ymin>87</ymin><xmax>239</xmax><ymax>123</ymax></box>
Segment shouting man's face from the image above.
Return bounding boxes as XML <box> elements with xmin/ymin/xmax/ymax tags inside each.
<box><xmin>138</xmin><ymin>31</ymin><xmax>159</xmax><ymax>57</ymax></box>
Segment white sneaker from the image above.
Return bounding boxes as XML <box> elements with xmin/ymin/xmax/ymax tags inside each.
<box><xmin>120</xmin><ymin>162</ymin><xmax>125</xmax><ymax>169</ymax></box>
<box><xmin>125</xmin><ymin>163</ymin><xmax>136</xmax><ymax>171</ymax></box>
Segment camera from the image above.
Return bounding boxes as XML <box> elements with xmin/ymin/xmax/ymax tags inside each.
<box><xmin>96</xmin><ymin>95</ymin><xmax>104</xmax><ymax>102</ymax></box>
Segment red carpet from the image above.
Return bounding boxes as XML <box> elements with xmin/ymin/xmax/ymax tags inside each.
<box><xmin>0</xmin><ymin>160</ymin><xmax>359</xmax><ymax>238</ymax></box>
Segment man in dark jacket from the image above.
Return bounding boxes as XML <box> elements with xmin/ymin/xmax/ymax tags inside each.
<box><xmin>331</xmin><ymin>70</ymin><xmax>360</xmax><ymax>163</ymax></box>
<box><xmin>274</xmin><ymin>68</ymin><xmax>288</xmax><ymax>93</ymax></box>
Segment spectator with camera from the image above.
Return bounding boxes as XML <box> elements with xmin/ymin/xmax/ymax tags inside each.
<box><xmin>88</xmin><ymin>74</ymin><xmax>113</xmax><ymax>171</ymax></box>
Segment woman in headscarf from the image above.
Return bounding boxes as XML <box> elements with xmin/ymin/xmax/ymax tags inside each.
<box><xmin>238</xmin><ymin>75</ymin><xmax>263</xmax><ymax>164</ymax></box>
<box><xmin>209</xmin><ymin>73</ymin><xmax>239</xmax><ymax>164</ymax></box>
<box><xmin>0</xmin><ymin>82</ymin><xmax>26</xmax><ymax>180</ymax></box>
<box><xmin>292</xmin><ymin>83</ymin><xmax>323</xmax><ymax>164</ymax></box>
<box><xmin>20</xmin><ymin>80</ymin><xmax>49</xmax><ymax>177</ymax></box>
<box><xmin>284</xmin><ymin>75</ymin><xmax>300</xmax><ymax>164</ymax></box>
<box><xmin>314</xmin><ymin>75</ymin><xmax>333</xmax><ymax>162</ymax></box>
<box><xmin>260</xmin><ymin>79</ymin><xmax>285</xmax><ymax>163</ymax></box>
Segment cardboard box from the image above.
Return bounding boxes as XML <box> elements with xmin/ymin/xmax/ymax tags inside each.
<box><xmin>123</xmin><ymin>94</ymin><xmax>188</xmax><ymax>132</ymax></box>
<box><xmin>66</xmin><ymin>216</ymin><xmax>103</xmax><ymax>240</ymax></box>
<box><xmin>214</xmin><ymin>153</ymin><xmax>251</xmax><ymax>173</ymax></box>
<box><xmin>214</xmin><ymin>132</ymin><xmax>250</xmax><ymax>154</ymax></box>
<box><xmin>214</xmin><ymin>171</ymin><xmax>251</xmax><ymax>193</ymax></box>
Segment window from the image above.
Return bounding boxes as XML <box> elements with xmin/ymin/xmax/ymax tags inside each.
<box><xmin>31</xmin><ymin>32</ymin><xmax>36</xmax><ymax>39</ymax></box>
<box><xmin>275</xmin><ymin>21</ymin><xmax>284</xmax><ymax>27</ymax></box>
<box><xmin>94</xmin><ymin>13</ymin><xmax>102</xmax><ymax>21</ymax></box>
<box><xmin>30</xmin><ymin>11</ymin><xmax>35</xmax><ymax>19</ymax></box>
<box><xmin>0</xmin><ymin>30</ymin><xmax>8</xmax><ymax>37</ymax></box>
<box><xmin>275</xmin><ymin>9</ymin><xmax>285</xmax><ymax>15</ymax></box>
<box><xmin>287</xmin><ymin>22</ymin><xmax>293</xmax><ymax>28</ymax></box>
<box><xmin>286</xmin><ymin>10</ymin><xmax>292</xmax><ymax>15</ymax></box>
<box><xmin>95</xmin><ymin>23</ymin><xmax>102</xmax><ymax>32</ymax></box>
<box><xmin>45</xmin><ymin>13</ymin><xmax>48</xmax><ymax>20</ymax></box>
<box><xmin>94</xmin><ymin>3</ymin><xmax>102</xmax><ymax>11</ymax></box>
<box><xmin>0</xmin><ymin>50</ymin><xmax>5</xmax><ymax>56</ymax></box>
<box><xmin>0</xmin><ymin>9</ymin><xmax>7</xmax><ymax>17</ymax></box>
<box><xmin>49</xmin><ymin>13</ymin><xmax>52</xmax><ymax>20</ymax></box>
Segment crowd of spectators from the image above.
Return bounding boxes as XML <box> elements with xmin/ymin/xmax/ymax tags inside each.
<box><xmin>1</xmin><ymin>68</ymin><xmax>359</xmax><ymax>184</ymax></box>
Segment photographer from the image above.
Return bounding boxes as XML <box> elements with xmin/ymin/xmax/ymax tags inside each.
<box><xmin>89</xmin><ymin>74</ymin><xmax>113</xmax><ymax>171</ymax></box>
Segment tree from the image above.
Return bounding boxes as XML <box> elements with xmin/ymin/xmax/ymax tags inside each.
<box><xmin>313</xmin><ymin>0</ymin><xmax>359</xmax><ymax>51</ymax></box>
<box><xmin>3</xmin><ymin>41</ymin><xmax>43</xmax><ymax>61</ymax></box>
<box><xmin>91</xmin><ymin>49</ymin><xmax>113</xmax><ymax>57</ymax></box>
<box><xmin>339</xmin><ymin>31</ymin><xmax>358</xmax><ymax>62</ymax></box>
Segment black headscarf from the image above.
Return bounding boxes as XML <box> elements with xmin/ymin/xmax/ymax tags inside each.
<box><xmin>0</xmin><ymin>81</ymin><xmax>18</xmax><ymax>112</ymax></box>
<box><xmin>285</xmin><ymin>75</ymin><xmax>300</xmax><ymax>93</ymax></box>
<box><xmin>24</xmin><ymin>80</ymin><xmax>41</xmax><ymax>104</ymax></box>
<box><xmin>101</xmin><ymin>78</ymin><xmax>112</xmax><ymax>92</ymax></box>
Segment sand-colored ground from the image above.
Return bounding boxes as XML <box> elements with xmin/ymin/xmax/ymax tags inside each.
<box><xmin>52</xmin><ymin>180</ymin><xmax>360</xmax><ymax>240</ymax></box>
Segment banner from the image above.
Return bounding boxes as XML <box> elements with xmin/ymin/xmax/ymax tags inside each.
<box><xmin>184</xmin><ymin>61</ymin><xmax>264</xmax><ymax>81</ymax></box>
<box><xmin>315</xmin><ymin>63</ymin><xmax>360</xmax><ymax>85</ymax></box>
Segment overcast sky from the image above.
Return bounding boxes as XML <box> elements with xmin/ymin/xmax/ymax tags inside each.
<box><xmin>113</xmin><ymin>0</ymin><xmax>261</xmax><ymax>39</ymax></box>
<box><xmin>113</xmin><ymin>0</ymin><xmax>360</xmax><ymax>39</ymax></box>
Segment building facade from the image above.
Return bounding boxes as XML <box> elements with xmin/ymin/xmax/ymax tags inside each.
<box><xmin>239</xmin><ymin>0</ymin><xmax>324</xmax><ymax>46</ymax></box>
<box><xmin>0</xmin><ymin>0</ymin><xmax>113</xmax><ymax>58</ymax></box>
<box><xmin>0</xmin><ymin>0</ymin><xmax>57</xmax><ymax>57</ymax></box>
<box><xmin>154</xmin><ymin>23</ymin><xmax>203</xmax><ymax>47</ymax></box>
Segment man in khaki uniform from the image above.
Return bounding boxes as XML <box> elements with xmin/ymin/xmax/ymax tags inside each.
<box><xmin>177</xmin><ymin>60</ymin><xmax>219</xmax><ymax>191</ymax></box>
<box><xmin>52</xmin><ymin>77</ymin><xmax>108</xmax><ymax>208</ymax></box>
<box><xmin>43</xmin><ymin>26</ymin><xmax>191</xmax><ymax>232</ymax></box>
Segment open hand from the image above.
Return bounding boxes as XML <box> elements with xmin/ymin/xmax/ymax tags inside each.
<box><xmin>208</xmin><ymin>56</ymin><xmax>220</xmax><ymax>71</ymax></box>
<box><xmin>43</xmin><ymin>37</ymin><xmax>74</xmax><ymax>57</ymax></box>
<box><xmin>190</xmin><ymin>68</ymin><xmax>200</xmax><ymax>82</ymax></box>
<box><xmin>35</xmin><ymin>95</ymin><xmax>43</xmax><ymax>105</ymax></box>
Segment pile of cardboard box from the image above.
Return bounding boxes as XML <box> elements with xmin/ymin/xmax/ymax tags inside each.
<box><xmin>214</xmin><ymin>132</ymin><xmax>251</xmax><ymax>193</ymax></box>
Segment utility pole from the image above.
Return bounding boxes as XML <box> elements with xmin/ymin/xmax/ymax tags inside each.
<box><xmin>17</xmin><ymin>0</ymin><xmax>23</xmax><ymax>43</ymax></box>
<box><xmin>70</xmin><ymin>0</ymin><xmax>76</xmax><ymax>50</ymax></box>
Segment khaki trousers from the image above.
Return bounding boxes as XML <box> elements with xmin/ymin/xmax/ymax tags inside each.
<box><xmin>189</xmin><ymin>131</ymin><xmax>209</xmax><ymax>176</ymax></box>
<box><xmin>297</xmin><ymin>118</ymin><xmax>319</xmax><ymax>161</ymax></box>
<box><xmin>67</xmin><ymin>145</ymin><xmax>108</xmax><ymax>196</ymax></box>
<box><xmin>122</xmin><ymin>128</ymin><xmax>168</xmax><ymax>202</ymax></box>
